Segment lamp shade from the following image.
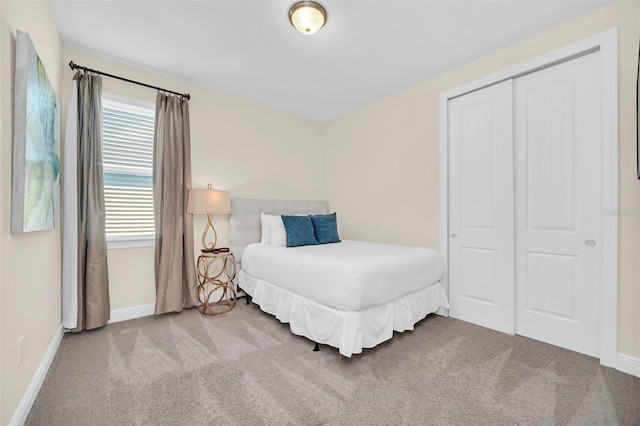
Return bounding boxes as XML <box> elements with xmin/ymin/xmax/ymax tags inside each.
<box><xmin>187</xmin><ymin>187</ymin><xmax>231</xmax><ymax>215</ymax></box>
<box><xmin>289</xmin><ymin>1</ymin><xmax>327</xmax><ymax>35</ymax></box>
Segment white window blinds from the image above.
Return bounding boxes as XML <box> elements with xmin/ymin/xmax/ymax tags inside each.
<box><xmin>102</xmin><ymin>98</ymin><xmax>155</xmax><ymax>240</ymax></box>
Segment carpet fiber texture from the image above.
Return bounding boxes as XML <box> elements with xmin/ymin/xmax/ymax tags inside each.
<box><xmin>27</xmin><ymin>303</ymin><xmax>640</xmax><ymax>425</ymax></box>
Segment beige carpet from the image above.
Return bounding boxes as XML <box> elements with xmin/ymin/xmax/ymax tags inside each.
<box><xmin>27</xmin><ymin>302</ymin><xmax>640</xmax><ymax>425</ymax></box>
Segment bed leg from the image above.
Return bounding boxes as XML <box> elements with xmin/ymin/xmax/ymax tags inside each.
<box><xmin>313</xmin><ymin>342</ymin><xmax>320</xmax><ymax>352</ymax></box>
<box><xmin>237</xmin><ymin>285</ymin><xmax>251</xmax><ymax>305</ymax></box>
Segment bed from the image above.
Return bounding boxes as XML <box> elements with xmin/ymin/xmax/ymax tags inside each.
<box><xmin>230</xmin><ymin>198</ymin><xmax>449</xmax><ymax>357</ymax></box>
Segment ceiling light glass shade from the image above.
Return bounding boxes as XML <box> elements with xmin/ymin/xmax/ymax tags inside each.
<box><xmin>289</xmin><ymin>1</ymin><xmax>327</xmax><ymax>35</ymax></box>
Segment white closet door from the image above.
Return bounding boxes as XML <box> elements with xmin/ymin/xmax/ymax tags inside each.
<box><xmin>448</xmin><ymin>80</ymin><xmax>514</xmax><ymax>334</ymax></box>
<box><xmin>514</xmin><ymin>52</ymin><xmax>602</xmax><ymax>357</ymax></box>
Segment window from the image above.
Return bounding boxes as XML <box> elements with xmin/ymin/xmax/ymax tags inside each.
<box><xmin>101</xmin><ymin>96</ymin><xmax>155</xmax><ymax>248</ymax></box>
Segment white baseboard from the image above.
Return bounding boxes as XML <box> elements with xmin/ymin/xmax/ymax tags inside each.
<box><xmin>108</xmin><ymin>303</ymin><xmax>155</xmax><ymax>324</ymax></box>
<box><xmin>10</xmin><ymin>326</ymin><xmax>64</xmax><ymax>426</ymax></box>
<box><xmin>617</xmin><ymin>353</ymin><xmax>640</xmax><ymax>378</ymax></box>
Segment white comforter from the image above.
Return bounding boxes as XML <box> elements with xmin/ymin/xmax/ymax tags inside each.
<box><xmin>241</xmin><ymin>240</ymin><xmax>444</xmax><ymax>311</ymax></box>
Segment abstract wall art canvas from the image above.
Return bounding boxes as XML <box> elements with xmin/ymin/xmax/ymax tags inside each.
<box><xmin>12</xmin><ymin>31</ymin><xmax>61</xmax><ymax>233</ymax></box>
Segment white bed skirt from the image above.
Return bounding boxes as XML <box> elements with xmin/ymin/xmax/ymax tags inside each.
<box><xmin>238</xmin><ymin>270</ymin><xmax>450</xmax><ymax>357</ymax></box>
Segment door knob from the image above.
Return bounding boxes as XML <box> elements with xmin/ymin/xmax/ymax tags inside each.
<box><xmin>450</xmin><ymin>233</ymin><xmax>458</xmax><ymax>239</ymax></box>
<box><xmin>585</xmin><ymin>239</ymin><xmax>596</xmax><ymax>247</ymax></box>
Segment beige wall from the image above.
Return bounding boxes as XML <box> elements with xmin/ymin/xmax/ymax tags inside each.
<box><xmin>0</xmin><ymin>1</ymin><xmax>62</xmax><ymax>425</ymax></box>
<box><xmin>0</xmin><ymin>5</ymin><xmax>4</xmax><ymax>423</ymax></box>
<box><xmin>324</xmin><ymin>1</ymin><xmax>640</xmax><ymax>357</ymax></box>
<box><xmin>61</xmin><ymin>49</ymin><xmax>325</xmax><ymax>311</ymax></box>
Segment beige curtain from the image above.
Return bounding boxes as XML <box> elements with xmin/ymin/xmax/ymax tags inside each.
<box><xmin>74</xmin><ymin>71</ymin><xmax>110</xmax><ymax>331</ymax></box>
<box><xmin>153</xmin><ymin>92</ymin><xmax>198</xmax><ymax>314</ymax></box>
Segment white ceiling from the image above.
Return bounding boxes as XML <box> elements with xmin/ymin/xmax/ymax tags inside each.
<box><xmin>50</xmin><ymin>0</ymin><xmax>609</xmax><ymax>124</ymax></box>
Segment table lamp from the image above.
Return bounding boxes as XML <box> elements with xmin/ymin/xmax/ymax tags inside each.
<box><xmin>187</xmin><ymin>183</ymin><xmax>231</xmax><ymax>251</ymax></box>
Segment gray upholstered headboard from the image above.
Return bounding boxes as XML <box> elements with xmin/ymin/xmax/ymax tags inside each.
<box><xmin>230</xmin><ymin>198</ymin><xmax>329</xmax><ymax>264</ymax></box>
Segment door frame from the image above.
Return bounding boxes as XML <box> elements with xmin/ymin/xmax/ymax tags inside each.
<box><xmin>439</xmin><ymin>29</ymin><xmax>618</xmax><ymax>368</ymax></box>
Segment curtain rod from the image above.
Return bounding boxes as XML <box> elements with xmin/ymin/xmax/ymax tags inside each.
<box><xmin>68</xmin><ymin>61</ymin><xmax>191</xmax><ymax>100</ymax></box>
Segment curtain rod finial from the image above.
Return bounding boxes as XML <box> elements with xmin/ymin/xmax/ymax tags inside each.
<box><xmin>69</xmin><ymin>61</ymin><xmax>76</xmax><ymax>70</ymax></box>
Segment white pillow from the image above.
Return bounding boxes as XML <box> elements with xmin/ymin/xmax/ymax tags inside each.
<box><xmin>269</xmin><ymin>215</ymin><xmax>287</xmax><ymax>247</ymax></box>
<box><xmin>260</xmin><ymin>212</ymin><xmax>271</xmax><ymax>244</ymax></box>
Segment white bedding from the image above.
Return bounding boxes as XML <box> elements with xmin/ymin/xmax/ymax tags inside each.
<box><xmin>239</xmin><ymin>240</ymin><xmax>449</xmax><ymax>356</ymax></box>
<box><xmin>241</xmin><ymin>240</ymin><xmax>445</xmax><ymax>311</ymax></box>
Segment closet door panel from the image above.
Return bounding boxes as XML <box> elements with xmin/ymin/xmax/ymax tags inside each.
<box><xmin>514</xmin><ymin>52</ymin><xmax>602</xmax><ymax>357</ymax></box>
<box><xmin>448</xmin><ymin>80</ymin><xmax>514</xmax><ymax>334</ymax></box>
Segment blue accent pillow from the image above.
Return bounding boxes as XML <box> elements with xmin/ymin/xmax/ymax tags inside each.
<box><xmin>281</xmin><ymin>215</ymin><xmax>318</xmax><ymax>247</ymax></box>
<box><xmin>311</xmin><ymin>213</ymin><xmax>341</xmax><ymax>244</ymax></box>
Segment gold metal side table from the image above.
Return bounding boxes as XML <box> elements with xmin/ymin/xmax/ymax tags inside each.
<box><xmin>196</xmin><ymin>252</ymin><xmax>237</xmax><ymax>315</ymax></box>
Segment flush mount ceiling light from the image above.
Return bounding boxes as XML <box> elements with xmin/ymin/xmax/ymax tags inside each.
<box><xmin>289</xmin><ymin>1</ymin><xmax>327</xmax><ymax>35</ymax></box>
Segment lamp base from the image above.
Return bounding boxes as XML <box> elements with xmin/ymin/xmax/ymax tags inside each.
<box><xmin>201</xmin><ymin>213</ymin><xmax>218</xmax><ymax>251</ymax></box>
